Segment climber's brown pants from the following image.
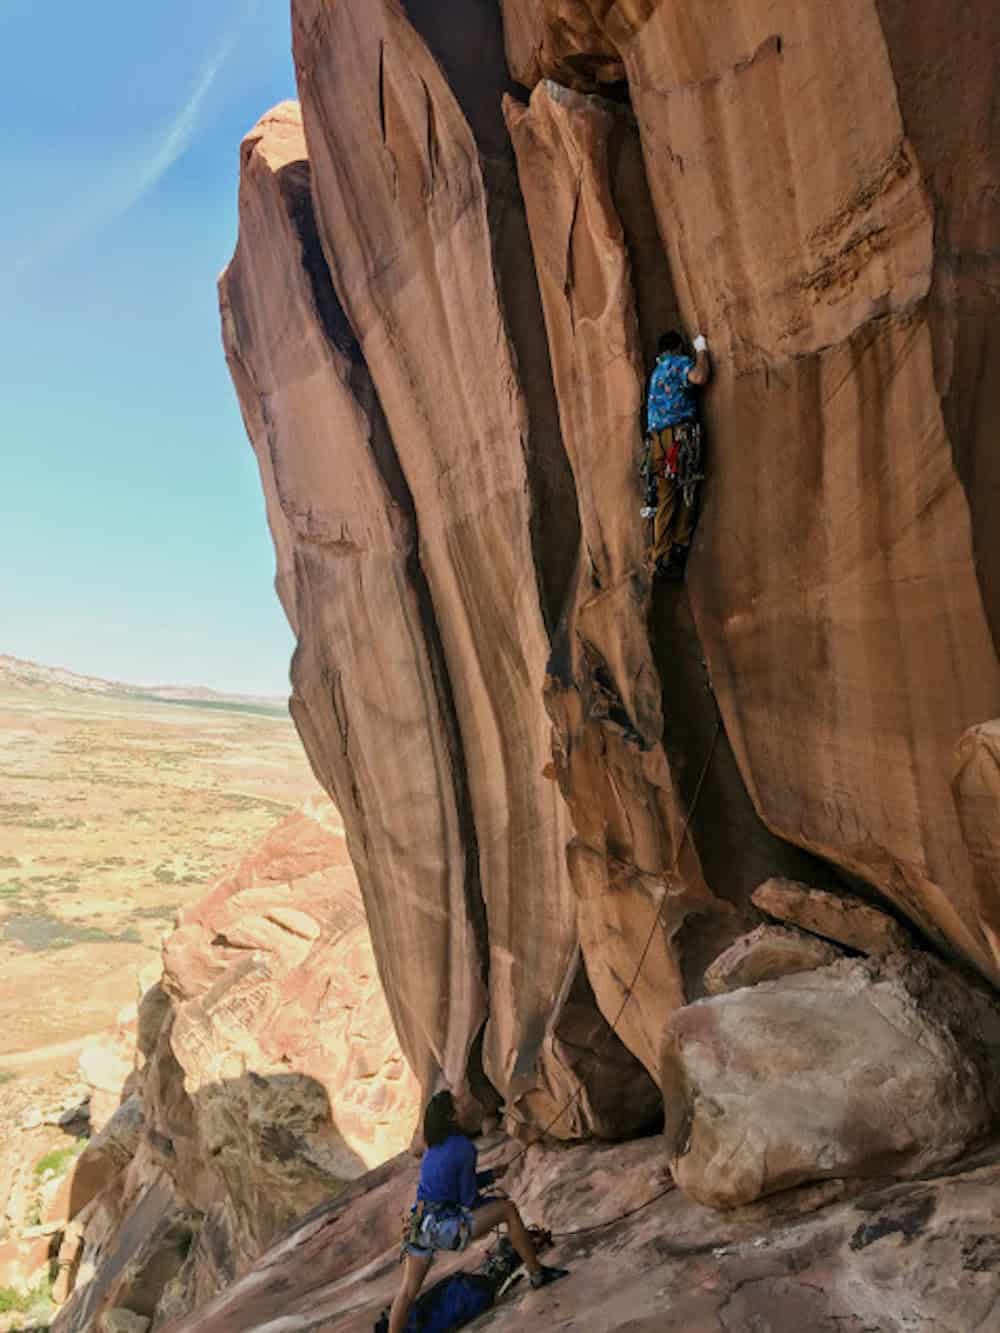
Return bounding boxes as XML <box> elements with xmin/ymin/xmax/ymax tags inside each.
<box><xmin>649</xmin><ymin>427</ymin><xmax>696</xmax><ymax>565</ymax></box>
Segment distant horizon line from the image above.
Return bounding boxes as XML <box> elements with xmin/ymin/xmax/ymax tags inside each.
<box><xmin>0</xmin><ymin>648</ymin><xmax>290</xmax><ymax>705</ymax></box>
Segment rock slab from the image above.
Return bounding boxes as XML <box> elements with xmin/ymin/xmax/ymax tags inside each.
<box><xmin>752</xmin><ymin>878</ymin><xmax>911</xmax><ymax>957</ymax></box>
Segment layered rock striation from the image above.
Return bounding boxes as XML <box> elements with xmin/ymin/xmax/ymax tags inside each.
<box><xmin>220</xmin><ymin>102</ymin><xmax>488</xmax><ymax>1111</ymax></box>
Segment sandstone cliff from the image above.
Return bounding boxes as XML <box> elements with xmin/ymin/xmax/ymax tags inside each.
<box><xmin>226</xmin><ymin>0</ymin><xmax>1000</xmax><ymax>1127</ymax></box>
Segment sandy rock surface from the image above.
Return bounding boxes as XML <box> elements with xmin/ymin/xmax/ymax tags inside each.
<box><xmin>612</xmin><ymin>0</ymin><xmax>1000</xmax><ymax>982</ymax></box>
<box><xmin>287</xmin><ymin>0</ymin><xmax>609</xmax><ymax>1136</ymax></box>
<box><xmin>226</xmin><ymin>0</ymin><xmax>1000</xmax><ymax>1158</ymax></box>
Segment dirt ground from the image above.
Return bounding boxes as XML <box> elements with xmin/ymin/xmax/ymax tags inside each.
<box><xmin>0</xmin><ymin>673</ymin><xmax>325</xmax><ymax>1064</ymax></box>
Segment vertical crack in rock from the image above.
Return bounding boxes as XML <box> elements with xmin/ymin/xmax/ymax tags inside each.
<box><xmin>574</xmin><ymin>0</ymin><xmax>1000</xmax><ymax>983</ymax></box>
<box><xmin>394</xmin><ymin>0</ymin><xmax>585</xmax><ymax>635</ymax></box>
<box><xmin>291</xmin><ymin>0</ymin><xmax>623</xmax><ymax>1134</ymax></box>
<box><xmin>219</xmin><ymin>103</ymin><xmax>489</xmax><ymax>1104</ymax></box>
<box><xmin>505</xmin><ymin>78</ymin><xmax>835</xmax><ymax>1083</ymax></box>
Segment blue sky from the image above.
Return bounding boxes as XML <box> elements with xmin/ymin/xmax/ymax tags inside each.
<box><xmin>1</xmin><ymin>1</ymin><xmax>299</xmax><ymax>695</ymax></box>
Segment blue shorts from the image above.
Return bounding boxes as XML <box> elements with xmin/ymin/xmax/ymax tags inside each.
<box><xmin>404</xmin><ymin>1206</ymin><xmax>473</xmax><ymax>1260</ymax></box>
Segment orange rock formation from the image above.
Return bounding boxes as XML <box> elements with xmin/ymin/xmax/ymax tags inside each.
<box><xmin>52</xmin><ymin>804</ymin><xmax>419</xmax><ymax>1332</ymax></box>
<box><xmin>225</xmin><ymin>0</ymin><xmax>1000</xmax><ymax>1132</ymax></box>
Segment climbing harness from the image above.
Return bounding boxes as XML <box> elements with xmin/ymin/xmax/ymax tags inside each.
<box><xmin>640</xmin><ymin>421</ymin><xmax>704</xmax><ymax>515</ymax></box>
<box><xmin>401</xmin><ymin>1199</ymin><xmax>472</xmax><ymax>1261</ymax></box>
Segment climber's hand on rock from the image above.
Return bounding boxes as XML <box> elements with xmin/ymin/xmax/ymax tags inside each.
<box><xmin>693</xmin><ymin>334</ymin><xmax>708</xmax><ymax>352</ymax></box>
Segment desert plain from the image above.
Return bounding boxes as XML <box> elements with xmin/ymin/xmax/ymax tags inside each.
<box><xmin>0</xmin><ymin>655</ymin><xmax>323</xmax><ymax>1066</ymax></box>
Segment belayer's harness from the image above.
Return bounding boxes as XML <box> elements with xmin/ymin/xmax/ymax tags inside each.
<box><xmin>402</xmin><ymin>1199</ymin><xmax>472</xmax><ymax>1260</ymax></box>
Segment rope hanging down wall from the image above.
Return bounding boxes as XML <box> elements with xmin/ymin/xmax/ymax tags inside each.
<box><xmin>504</xmin><ymin>716</ymin><xmax>723</xmax><ymax>1167</ymax></box>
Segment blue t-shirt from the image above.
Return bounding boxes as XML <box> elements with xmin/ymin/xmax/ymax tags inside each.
<box><xmin>416</xmin><ymin>1134</ymin><xmax>495</xmax><ymax>1209</ymax></box>
<box><xmin>647</xmin><ymin>353</ymin><xmax>697</xmax><ymax>431</ymax></box>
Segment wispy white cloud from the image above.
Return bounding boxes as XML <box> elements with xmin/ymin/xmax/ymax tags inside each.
<box><xmin>10</xmin><ymin>0</ymin><xmax>259</xmax><ymax>282</ymax></box>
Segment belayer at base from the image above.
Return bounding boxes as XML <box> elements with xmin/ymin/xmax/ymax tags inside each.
<box><xmin>385</xmin><ymin>1091</ymin><xmax>568</xmax><ymax>1333</ymax></box>
<box><xmin>641</xmin><ymin>330</ymin><xmax>711</xmax><ymax>580</ymax></box>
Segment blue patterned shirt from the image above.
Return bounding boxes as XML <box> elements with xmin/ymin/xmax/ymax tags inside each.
<box><xmin>646</xmin><ymin>353</ymin><xmax>697</xmax><ymax>431</ymax></box>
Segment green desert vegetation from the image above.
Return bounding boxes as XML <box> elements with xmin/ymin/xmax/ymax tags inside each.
<box><xmin>2</xmin><ymin>913</ymin><xmax>144</xmax><ymax>951</ymax></box>
<box><xmin>0</xmin><ymin>1280</ymin><xmax>43</xmax><ymax>1313</ymax></box>
<box><xmin>33</xmin><ymin>1141</ymin><xmax>85</xmax><ymax>1181</ymax></box>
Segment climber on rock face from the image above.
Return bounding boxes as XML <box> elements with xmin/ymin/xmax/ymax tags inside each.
<box><xmin>641</xmin><ymin>330</ymin><xmax>711</xmax><ymax>580</ymax></box>
<box><xmin>387</xmin><ymin>1091</ymin><xmax>567</xmax><ymax>1333</ymax></box>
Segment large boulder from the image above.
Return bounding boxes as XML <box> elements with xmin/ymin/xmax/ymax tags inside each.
<box><xmin>663</xmin><ymin>952</ymin><xmax>1000</xmax><ymax>1209</ymax></box>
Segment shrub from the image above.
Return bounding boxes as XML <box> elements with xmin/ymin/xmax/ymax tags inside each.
<box><xmin>33</xmin><ymin>1141</ymin><xmax>85</xmax><ymax>1180</ymax></box>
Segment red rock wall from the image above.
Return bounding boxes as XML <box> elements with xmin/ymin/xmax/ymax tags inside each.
<box><xmin>219</xmin><ymin>106</ymin><xmax>488</xmax><ymax>1102</ymax></box>
<box><xmin>608</xmin><ymin>1</ymin><xmax>1000</xmax><ymax>980</ymax></box>
<box><xmin>224</xmin><ymin>0</ymin><xmax>1000</xmax><ymax>1139</ymax></box>
<box><xmin>500</xmin><ymin>0</ymin><xmax>1000</xmax><ymax>981</ymax></box>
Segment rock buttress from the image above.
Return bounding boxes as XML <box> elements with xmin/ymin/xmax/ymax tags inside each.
<box><xmin>505</xmin><ymin>80</ymin><xmax>839</xmax><ymax>1074</ymax></box>
<box><xmin>290</xmin><ymin>0</ymin><xmax>657</xmax><ymax>1136</ymax></box>
<box><xmin>218</xmin><ymin>104</ymin><xmax>487</xmax><ymax>1103</ymax></box>
<box><xmin>515</xmin><ymin>1</ymin><xmax>1000</xmax><ymax>981</ymax></box>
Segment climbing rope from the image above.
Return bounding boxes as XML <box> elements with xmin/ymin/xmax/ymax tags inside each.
<box><xmin>502</xmin><ymin>715</ymin><xmax>723</xmax><ymax>1167</ymax></box>
<box><xmin>547</xmin><ymin>1182</ymin><xmax>676</xmax><ymax>1239</ymax></box>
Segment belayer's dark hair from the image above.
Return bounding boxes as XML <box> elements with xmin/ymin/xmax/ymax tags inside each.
<box><xmin>658</xmin><ymin>330</ymin><xmax>686</xmax><ymax>355</ymax></box>
<box><xmin>423</xmin><ymin>1090</ymin><xmax>459</xmax><ymax>1147</ymax></box>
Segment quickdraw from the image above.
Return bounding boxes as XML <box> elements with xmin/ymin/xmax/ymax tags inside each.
<box><xmin>673</xmin><ymin>420</ymin><xmax>705</xmax><ymax>509</ymax></box>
